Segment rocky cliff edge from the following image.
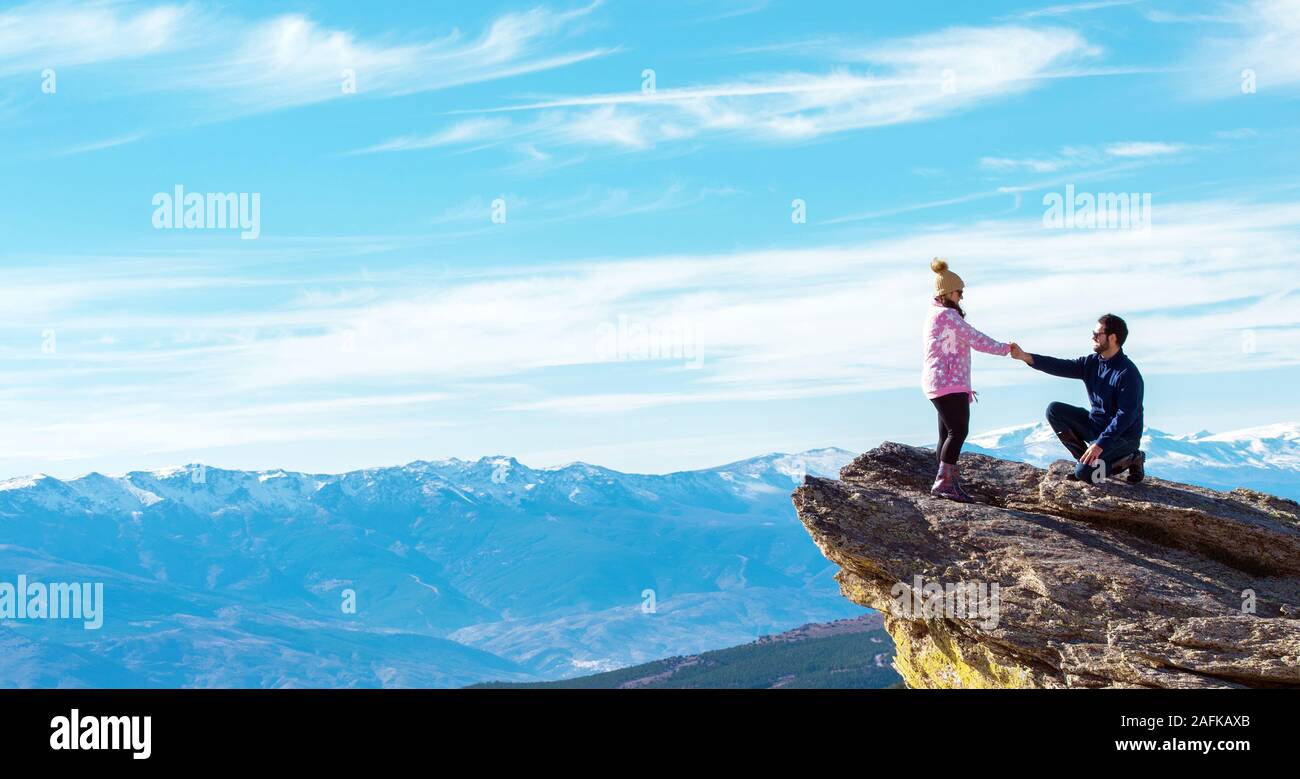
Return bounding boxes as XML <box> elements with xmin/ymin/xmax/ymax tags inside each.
<box><xmin>791</xmin><ymin>443</ymin><xmax>1300</xmax><ymax>688</ymax></box>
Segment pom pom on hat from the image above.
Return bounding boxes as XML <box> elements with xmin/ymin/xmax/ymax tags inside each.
<box><xmin>931</xmin><ymin>257</ymin><xmax>965</xmax><ymax>296</ymax></box>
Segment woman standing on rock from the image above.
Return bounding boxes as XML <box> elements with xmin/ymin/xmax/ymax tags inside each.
<box><xmin>922</xmin><ymin>258</ymin><xmax>1016</xmax><ymax>503</ymax></box>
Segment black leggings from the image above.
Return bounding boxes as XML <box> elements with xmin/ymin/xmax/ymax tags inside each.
<box><xmin>930</xmin><ymin>392</ymin><xmax>970</xmax><ymax>465</ymax></box>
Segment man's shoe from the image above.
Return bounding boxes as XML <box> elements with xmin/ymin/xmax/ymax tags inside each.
<box><xmin>1124</xmin><ymin>450</ymin><xmax>1145</xmax><ymax>484</ymax></box>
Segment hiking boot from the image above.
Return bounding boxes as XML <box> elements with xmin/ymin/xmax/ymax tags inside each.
<box><xmin>951</xmin><ymin>463</ymin><xmax>977</xmax><ymax>503</ymax></box>
<box><xmin>931</xmin><ymin>463</ymin><xmax>975</xmax><ymax>504</ymax></box>
<box><xmin>1123</xmin><ymin>450</ymin><xmax>1145</xmax><ymax>484</ymax></box>
<box><xmin>949</xmin><ymin>480</ymin><xmax>976</xmax><ymax>502</ymax></box>
<box><xmin>929</xmin><ymin>462</ymin><xmax>950</xmax><ymax>494</ymax></box>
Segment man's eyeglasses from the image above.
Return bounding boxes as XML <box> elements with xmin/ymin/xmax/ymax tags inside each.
<box><xmin>1091</xmin><ymin>329</ymin><xmax>1108</xmax><ymax>341</ymax></box>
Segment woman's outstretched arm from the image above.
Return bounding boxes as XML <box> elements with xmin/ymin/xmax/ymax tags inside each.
<box><xmin>945</xmin><ymin>310</ymin><xmax>1011</xmax><ymax>355</ymax></box>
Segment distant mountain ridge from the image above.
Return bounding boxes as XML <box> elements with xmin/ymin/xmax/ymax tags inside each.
<box><xmin>0</xmin><ymin>447</ymin><xmax>857</xmax><ymax>516</ymax></box>
<box><xmin>467</xmin><ymin>613</ymin><xmax>902</xmax><ymax>689</ymax></box>
<box><xmin>0</xmin><ymin>447</ymin><xmax>864</xmax><ymax>687</ymax></box>
<box><xmin>965</xmin><ymin>422</ymin><xmax>1300</xmax><ymax>498</ymax></box>
<box><xmin>5</xmin><ymin>420</ymin><xmax>1293</xmax><ymax>510</ymax></box>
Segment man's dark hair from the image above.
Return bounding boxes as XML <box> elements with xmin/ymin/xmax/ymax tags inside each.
<box><xmin>1098</xmin><ymin>313</ymin><xmax>1128</xmax><ymax>347</ymax></box>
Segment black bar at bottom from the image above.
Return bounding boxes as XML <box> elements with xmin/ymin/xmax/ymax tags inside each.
<box><xmin>0</xmin><ymin>688</ymin><xmax>1287</xmax><ymax>766</ymax></box>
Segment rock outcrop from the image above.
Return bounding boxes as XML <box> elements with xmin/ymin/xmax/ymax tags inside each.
<box><xmin>792</xmin><ymin>443</ymin><xmax>1300</xmax><ymax>688</ymax></box>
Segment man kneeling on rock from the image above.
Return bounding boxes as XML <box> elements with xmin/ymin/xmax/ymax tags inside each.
<box><xmin>1010</xmin><ymin>313</ymin><xmax>1145</xmax><ymax>484</ymax></box>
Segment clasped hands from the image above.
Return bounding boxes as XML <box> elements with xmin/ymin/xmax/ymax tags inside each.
<box><xmin>1004</xmin><ymin>342</ymin><xmax>1103</xmax><ymax>465</ymax></box>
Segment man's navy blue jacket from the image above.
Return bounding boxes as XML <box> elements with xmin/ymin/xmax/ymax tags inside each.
<box><xmin>1029</xmin><ymin>349</ymin><xmax>1144</xmax><ymax>450</ymax></box>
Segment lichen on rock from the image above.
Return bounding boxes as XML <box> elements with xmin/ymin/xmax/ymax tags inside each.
<box><xmin>791</xmin><ymin>442</ymin><xmax>1300</xmax><ymax>689</ymax></box>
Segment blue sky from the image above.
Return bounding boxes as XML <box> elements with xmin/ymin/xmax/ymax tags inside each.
<box><xmin>0</xmin><ymin>0</ymin><xmax>1298</xmax><ymax>478</ymax></box>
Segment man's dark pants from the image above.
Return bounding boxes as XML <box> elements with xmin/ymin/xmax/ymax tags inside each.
<box><xmin>1045</xmin><ymin>401</ymin><xmax>1140</xmax><ymax>482</ymax></box>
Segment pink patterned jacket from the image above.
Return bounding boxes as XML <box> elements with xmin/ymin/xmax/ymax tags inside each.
<box><xmin>921</xmin><ymin>300</ymin><xmax>1010</xmax><ymax>400</ymax></box>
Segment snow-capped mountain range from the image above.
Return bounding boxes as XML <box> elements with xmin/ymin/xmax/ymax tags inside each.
<box><xmin>0</xmin><ymin>448</ymin><xmax>863</xmax><ymax>687</ymax></box>
<box><xmin>1</xmin><ymin>425</ymin><xmax>1295</xmax><ymax>688</ymax></box>
<box><xmin>966</xmin><ymin>422</ymin><xmax>1300</xmax><ymax>498</ymax></box>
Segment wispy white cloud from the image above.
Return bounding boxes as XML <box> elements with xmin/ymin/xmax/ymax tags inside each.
<box><xmin>826</xmin><ymin>154</ymin><xmax>1163</xmax><ymax>224</ymax></box>
<box><xmin>366</xmin><ymin>25</ymin><xmax>1099</xmax><ymax>156</ymax></box>
<box><xmin>1142</xmin><ymin>7</ymin><xmax>1247</xmax><ymax>25</ymax></box>
<box><xmin>679</xmin><ymin>0</ymin><xmax>773</xmax><ymax>24</ymax></box>
<box><xmin>821</xmin><ymin>188</ymin><xmax>1018</xmax><ymax>224</ymax></box>
<box><xmin>1165</xmin><ymin>0</ymin><xmax>1300</xmax><ymax>96</ymax></box>
<box><xmin>4</xmin><ymin>391</ymin><xmax>459</xmax><ymax>465</ymax></box>
<box><xmin>47</xmin><ymin>130</ymin><xmax>148</xmax><ymax>158</ymax></box>
<box><xmin>979</xmin><ymin>139</ymin><xmax>1194</xmax><ymax>174</ymax></box>
<box><xmin>1104</xmin><ymin>140</ymin><xmax>1192</xmax><ymax>157</ymax></box>
<box><xmin>981</xmin><ymin>154</ymin><xmax>1075</xmax><ymax>173</ymax></box>
<box><xmin>1015</xmin><ymin>0</ymin><xmax>1139</xmax><ymax>19</ymax></box>
<box><xmin>430</xmin><ymin>194</ymin><xmax>507</xmax><ymax>225</ymax></box>
<box><xmin>2</xmin><ymin>196</ymin><xmax>1299</xmax><ymax>470</ymax></box>
<box><xmin>500</xmin><ymin>383</ymin><xmax>868</xmax><ymax>415</ymax></box>
<box><xmin>352</xmin><ymin>117</ymin><xmax>514</xmax><ymax>155</ymax></box>
<box><xmin>0</xmin><ymin>1</ymin><xmax>612</xmax><ymax>117</ymax></box>
<box><xmin>178</xmin><ymin>3</ymin><xmax>613</xmax><ymax>114</ymax></box>
<box><xmin>428</xmin><ymin>182</ymin><xmax>738</xmax><ymax>227</ymax></box>
<box><xmin>0</xmin><ymin>1</ymin><xmax>192</xmax><ymax>76</ymax></box>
